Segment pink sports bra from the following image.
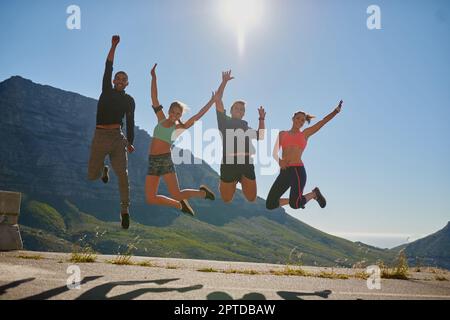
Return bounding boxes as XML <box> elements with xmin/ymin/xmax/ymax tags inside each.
<box><xmin>279</xmin><ymin>130</ymin><xmax>307</xmax><ymax>150</ymax></box>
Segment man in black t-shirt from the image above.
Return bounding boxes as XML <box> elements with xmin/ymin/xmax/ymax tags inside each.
<box><xmin>215</xmin><ymin>70</ymin><xmax>266</xmax><ymax>203</ymax></box>
<box><xmin>87</xmin><ymin>35</ymin><xmax>135</xmax><ymax>229</ymax></box>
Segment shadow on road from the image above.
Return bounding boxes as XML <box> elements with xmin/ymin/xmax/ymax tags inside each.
<box><xmin>207</xmin><ymin>292</ymin><xmax>267</xmax><ymax>300</ymax></box>
<box><xmin>76</xmin><ymin>278</ymin><xmax>203</xmax><ymax>300</ymax></box>
<box><xmin>15</xmin><ymin>276</ymin><xmax>203</xmax><ymax>300</ymax></box>
<box><xmin>207</xmin><ymin>290</ymin><xmax>332</xmax><ymax>300</ymax></box>
<box><xmin>22</xmin><ymin>276</ymin><xmax>103</xmax><ymax>300</ymax></box>
<box><xmin>0</xmin><ymin>278</ymin><xmax>35</xmax><ymax>295</ymax></box>
<box><xmin>7</xmin><ymin>275</ymin><xmax>332</xmax><ymax>300</ymax></box>
<box><xmin>277</xmin><ymin>290</ymin><xmax>332</xmax><ymax>300</ymax></box>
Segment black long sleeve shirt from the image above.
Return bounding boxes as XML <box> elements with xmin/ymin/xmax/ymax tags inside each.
<box><xmin>96</xmin><ymin>60</ymin><xmax>135</xmax><ymax>145</ymax></box>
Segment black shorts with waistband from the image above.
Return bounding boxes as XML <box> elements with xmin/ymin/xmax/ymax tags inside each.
<box><xmin>220</xmin><ymin>156</ymin><xmax>256</xmax><ymax>183</ymax></box>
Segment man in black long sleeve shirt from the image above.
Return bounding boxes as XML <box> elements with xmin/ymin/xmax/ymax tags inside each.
<box><xmin>88</xmin><ymin>35</ymin><xmax>135</xmax><ymax>229</ymax></box>
<box><xmin>97</xmin><ymin>60</ymin><xmax>135</xmax><ymax>145</ymax></box>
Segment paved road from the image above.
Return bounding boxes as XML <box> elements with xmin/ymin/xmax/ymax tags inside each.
<box><xmin>1</xmin><ymin>251</ymin><xmax>449</xmax><ymax>300</ymax></box>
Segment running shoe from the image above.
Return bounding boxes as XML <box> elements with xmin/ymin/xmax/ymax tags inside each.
<box><xmin>199</xmin><ymin>185</ymin><xmax>215</xmax><ymax>201</ymax></box>
<box><xmin>180</xmin><ymin>199</ymin><xmax>195</xmax><ymax>216</ymax></box>
<box><xmin>313</xmin><ymin>187</ymin><xmax>326</xmax><ymax>208</ymax></box>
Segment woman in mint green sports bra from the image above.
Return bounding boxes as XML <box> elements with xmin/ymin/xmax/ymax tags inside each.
<box><xmin>146</xmin><ymin>63</ymin><xmax>218</xmax><ymax>216</ymax></box>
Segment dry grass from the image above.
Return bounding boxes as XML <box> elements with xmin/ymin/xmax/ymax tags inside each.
<box><xmin>16</xmin><ymin>254</ymin><xmax>43</xmax><ymax>260</ymax></box>
<box><xmin>378</xmin><ymin>251</ymin><xmax>409</xmax><ymax>280</ymax></box>
<box><xmin>106</xmin><ymin>258</ymin><xmax>157</xmax><ymax>267</ymax></box>
<box><xmin>109</xmin><ymin>255</ymin><xmax>133</xmax><ymax>265</ymax></box>
<box><xmin>223</xmin><ymin>269</ymin><xmax>260</xmax><ymax>275</ymax></box>
<box><xmin>270</xmin><ymin>266</ymin><xmax>310</xmax><ymax>277</ymax></box>
<box><xmin>316</xmin><ymin>271</ymin><xmax>349</xmax><ymax>280</ymax></box>
<box><xmin>70</xmin><ymin>235</ymin><xmax>97</xmax><ymax>263</ymax></box>
<box><xmin>108</xmin><ymin>236</ymin><xmax>143</xmax><ymax>266</ymax></box>
<box><xmin>135</xmin><ymin>260</ymin><xmax>157</xmax><ymax>267</ymax></box>
<box><xmin>435</xmin><ymin>275</ymin><xmax>448</xmax><ymax>281</ymax></box>
<box><xmin>427</xmin><ymin>267</ymin><xmax>449</xmax><ymax>274</ymax></box>
<box><xmin>69</xmin><ymin>251</ymin><xmax>96</xmax><ymax>263</ymax></box>
<box><xmin>354</xmin><ymin>271</ymin><xmax>370</xmax><ymax>280</ymax></box>
<box><xmin>198</xmin><ymin>268</ymin><xmax>219</xmax><ymax>273</ymax></box>
<box><xmin>195</xmin><ymin>265</ymin><xmax>354</xmax><ymax>280</ymax></box>
<box><xmin>381</xmin><ymin>269</ymin><xmax>409</xmax><ymax>280</ymax></box>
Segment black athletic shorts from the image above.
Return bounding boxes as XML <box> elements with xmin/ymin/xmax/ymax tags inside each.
<box><xmin>220</xmin><ymin>163</ymin><xmax>256</xmax><ymax>183</ymax></box>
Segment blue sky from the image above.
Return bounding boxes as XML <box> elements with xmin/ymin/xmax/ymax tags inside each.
<box><xmin>1</xmin><ymin>0</ymin><xmax>449</xmax><ymax>248</ymax></box>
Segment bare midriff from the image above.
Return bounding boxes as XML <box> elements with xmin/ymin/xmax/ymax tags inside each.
<box><xmin>149</xmin><ymin>138</ymin><xmax>172</xmax><ymax>156</ymax></box>
<box><xmin>96</xmin><ymin>124</ymin><xmax>121</xmax><ymax>129</ymax></box>
<box><xmin>282</xmin><ymin>146</ymin><xmax>305</xmax><ymax>166</ymax></box>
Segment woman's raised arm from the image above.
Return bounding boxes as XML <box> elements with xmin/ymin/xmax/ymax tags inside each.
<box><xmin>179</xmin><ymin>91</ymin><xmax>217</xmax><ymax>130</ymax></box>
<box><xmin>303</xmin><ymin>100</ymin><xmax>343</xmax><ymax>139</ymax></box>
<box><xmin>150</xmin><ymin>63</ymin><xmax>165</xmax><ymax>122</ymax></box>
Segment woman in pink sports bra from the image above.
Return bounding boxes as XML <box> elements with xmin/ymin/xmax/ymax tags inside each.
<box><xmin>266</xmin><ymin>100</ymin><xmax>343</xmax><ymax>210</ymax></box>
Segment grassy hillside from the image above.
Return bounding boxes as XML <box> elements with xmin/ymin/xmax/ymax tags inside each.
<box><xmin>391</xmin><ymin>222</ymin><xmax>450</xmax><ymax>270</ymax></box>
<box><xmin>18</xmin><ymin>194</ymin><xmax>395</xmax><ymax>267</ymax></box>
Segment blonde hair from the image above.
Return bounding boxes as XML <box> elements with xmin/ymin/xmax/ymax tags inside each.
<box><xmin>230</xmin><ymin>100</ymin><xmax>246</xmax><ymax>111</ymax></box>
<box><xmin>169</xmin><ymin>101</ymin><xmax>189</xmax><ymax>127</ymax></box>
<box><xmin>293</xmin><ymin>110</ymin><xmax>315</xmax><ymax>124</ymax></box>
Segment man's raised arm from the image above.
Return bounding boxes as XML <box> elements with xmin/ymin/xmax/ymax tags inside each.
<box><xmin>102</xmin><ymin>35</ymin><xmax>120</xmax><ymax>92</ymax></box>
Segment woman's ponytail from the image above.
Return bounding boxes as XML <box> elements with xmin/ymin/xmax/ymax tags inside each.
<box><xmin>305</xmin><ymin>114</ymin><xmax>315</xmax><ymax>124</ymax></box>
<box><xmin>294</xmin><ymin>111</ymin><xmax>316</xmax><ymax>124</ymax></box>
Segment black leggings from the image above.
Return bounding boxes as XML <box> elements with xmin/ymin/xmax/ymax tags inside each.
<box><xmin>266</xmin><ymin>166</ymin><xmax>307</xmax><ymax>210</ymax></box>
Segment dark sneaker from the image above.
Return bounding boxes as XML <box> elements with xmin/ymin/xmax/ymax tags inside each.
<box><xmin>101</xmin><ymin>165</ymin><xmax>109</xmax><ymax>184</ymax></box>
<box><xmin>180</xmin><ymin>199</ymin><xmax>195</xmax><ymax>216</ymax></box>
<box><xmin>120</xmin><ymin>210</ymin><xmax>130</xmax><ymax>229</ymax></box>
<box><xmin>120</xmin><ymin>201</ymin><xmax>130</xmax><ymax>229</ymax></box>
<box><xmin>313</xmin><ymin>187</ymin><xmax>326</xmax><ymax>208</ymax></box>
<box><xmin>199</xmin><ymin>185</ymin><xmax>215</xmax><ymax>201</ymax></box>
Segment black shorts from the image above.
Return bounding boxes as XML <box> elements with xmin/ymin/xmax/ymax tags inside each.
<box><xmin>220</xmin><ymin>163</ymin><xmax>256</xmax><ymax>183</ymax></box>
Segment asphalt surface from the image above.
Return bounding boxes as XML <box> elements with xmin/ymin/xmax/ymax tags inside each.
<box><xmin>1</xmin><ymin>251</ymin><xmax>449</xmax><ymax>300</ymax></box>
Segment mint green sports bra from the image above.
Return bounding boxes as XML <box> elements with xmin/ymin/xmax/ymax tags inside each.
<box><xmin>153</xmin><ymin>120</ymin><xmax>176</xmax><ymax>144</ymax></box>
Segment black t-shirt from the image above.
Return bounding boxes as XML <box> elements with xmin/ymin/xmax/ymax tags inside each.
<box><xmin>216</xmin><ymin>110</ymin><xmax>258</xmax><ymax>164</ymax></box>
<box><xmin>96</xmin><ymin>60</ymin><xmax>135</xmax><ymax>145</ymax></box>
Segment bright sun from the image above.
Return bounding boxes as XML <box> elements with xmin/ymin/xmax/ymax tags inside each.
<box><xmin>218</xmin><ymin>0</ymin><xmax>265</xmax><ymax>56</ymax></box>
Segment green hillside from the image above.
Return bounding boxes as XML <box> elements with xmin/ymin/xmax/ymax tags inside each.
<box><xmin>18</xmin><ymin>195</ymin><xmax>395</xmax><ymax>266</ymax></box>
<box><xmin>391</xmin><ymin>222</ymin><xmax>450</xmax><ymax>270</ymax></box>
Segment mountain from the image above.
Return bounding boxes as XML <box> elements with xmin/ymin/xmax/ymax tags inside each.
<box><xmin>0</xmin><ymin>76</ymin><xmax>395</xmax><ymax>266</ymax></box>
<box><xmin>392</xmin><ymin>222</ymin><xmax>450</xmax><ymax>270</ymax></box>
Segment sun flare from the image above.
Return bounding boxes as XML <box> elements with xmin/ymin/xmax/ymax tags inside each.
<box><xmin>218</xmin><ymin>0</ymin><xmax>265</xmax><ymax>56</ymax></box>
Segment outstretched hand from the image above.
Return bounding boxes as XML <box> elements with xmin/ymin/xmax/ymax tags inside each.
<box><xmin>258</xmin><ymin>106</ymin><xmax>266</xmax><ymax>119</ymax></box>
<box><xmin>222</xmin><ymin>70</ymin><xmax>234</xmax><ymax>83</ymax></box>
<box><xmin>111</xmin><ymin>35</ymin><xmax>120</xmax><ymax>47</ymax></box>
<box><xmin>210</xmin><ymin>91</ymin><xmax>219</xmax><ymax>103</ymax></box>
<box><xmin>335</xmin><ymin>100</ymin><xmax>343</xmax><ymax>113</ymax></box>
<box><xmin>151</xmin><ymin>63</ymin><xmax>158</xmax><ymax>78</ymax></box>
